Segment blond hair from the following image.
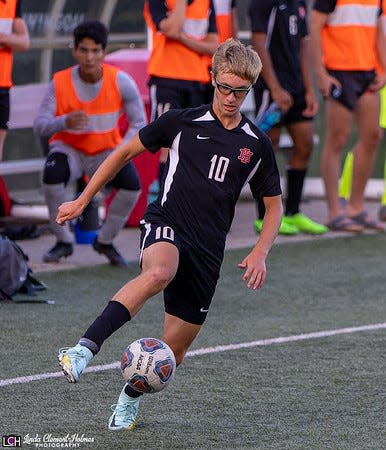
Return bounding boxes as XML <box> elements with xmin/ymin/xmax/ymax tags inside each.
<box><xmin>212</xmin><ymin>38</ymin><xmax>262</xmax><ymax>85</ymax></box>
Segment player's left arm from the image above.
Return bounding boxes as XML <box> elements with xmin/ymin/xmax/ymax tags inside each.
<box><xmin>238</xmin><ymin>194</ymin><xmax>282</xmax><ymax>290</ymax></box>
<box><xmin>299</xmin><ymin>2</ymin><xmax>318</xmax><ymax>117</ymax></box>
<box><xmin>56</xmin><ymin>135</ymin><xmax>147</xmax><ymax>225</ymax></box>
<box><xmin>0</xmin><ymin>17</ymin><xmax>29</xmax><ymax>51</ymax></box>
<box><xmin>157</xmin><ymin>0</ymin><xmax>186</xmax><ymax>39</ymax></box>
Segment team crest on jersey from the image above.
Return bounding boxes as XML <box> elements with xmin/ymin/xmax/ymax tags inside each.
<box><xmin>238</xmin><ymin>148</ymin><xmax>253</xmax><ymax>164</ymax></box>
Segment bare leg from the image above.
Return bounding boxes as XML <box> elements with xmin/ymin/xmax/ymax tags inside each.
<box><xmin>346</xmin><ymin>91</ymin><xmax>382</xmax><ymax>217</ymax></box>
<box><xmin>112</xmin><ymin>241</ymin><xmax>179</xmax><ymax>317</ymax></box>
<box><xmin>163</xmin><ymin>312</ymin><xmax>202</xmax><ymax>366</ymax></box>
<box><xmin>286</xmin><ymin>120</ymin><xmax>314</xmax><ymax>170</ymax></box>
<box><xmin>0</xmin><ymin>129</ymin><xmax>6</xmax><ymax>161</ymax></box>
<box><xmin>320</xmin><ymin>100</ymin><xmax>353</xmax><ymax>222</ymax></box>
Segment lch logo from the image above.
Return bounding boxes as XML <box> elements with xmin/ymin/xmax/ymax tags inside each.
<box><xmin>2</xmin><ymin>435</ymin><xmax>21</xmax><ymax>447</ymax></box>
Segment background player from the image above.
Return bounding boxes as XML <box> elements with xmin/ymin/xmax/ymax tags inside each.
<box><xmin>249</xmin><ymin>0</ymin><xmax>326</xmax><ymax>236</ymax></box>
<box><xmin>34</xmin><ymin>21</ymin><xmax>147</xmax><ymax>265</ymax></box>
<box><xmin>310</xmin><ymin>0</ymin><xmax>386</xmax><ymax>231</ymax></box>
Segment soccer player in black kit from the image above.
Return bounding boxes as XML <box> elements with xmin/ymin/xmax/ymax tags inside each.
<box><xmin>56</xmin><ymin>38</ymin><xmax>283</xmax><ymax>430</ymax></box>
<box><xmin>250</xmin><ymin>0</ymin><xmax>327</xmax><ymax>236</ymax></box>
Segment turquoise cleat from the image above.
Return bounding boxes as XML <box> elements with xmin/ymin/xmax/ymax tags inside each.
<box><xmin>108</xmin><ymin>386</ymin><xmax>141</xmax><ymax>431</ymax></box>
<box><xmin>58</xmin><ymin>344</ymin><xmax>93</xmax><ymax>383</ymax></box>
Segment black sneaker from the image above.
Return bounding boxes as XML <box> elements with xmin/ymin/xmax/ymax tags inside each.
<box><xmin>92</xmin><ymin>239</ymin><xmax>128</xmax><ymax>267</ymax></box>
<box><xmin>43</xmin><ymin>242</ymin><xmax>73</xmax><ymax>263</ymax></box>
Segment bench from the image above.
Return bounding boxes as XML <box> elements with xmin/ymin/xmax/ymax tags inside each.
<box><xmin>0</xmin><ymin>84</ymin><xmax>292</xmax><ymax>177</ymax></box>
<box><xmin>8</xmin><ymin>81</ymin><xmax>382</xmax><ymax>202</ymax></box>
<box><xmin>0</xmin><ymin>157</ymin><xmax>45</xmax><ymax>176</ymax></box>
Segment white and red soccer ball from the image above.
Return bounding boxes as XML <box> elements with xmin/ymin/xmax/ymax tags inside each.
<box><xmin>120</xmin><ymin>337</ymin><xmax>176</xmax><ymax>394</ymax></box>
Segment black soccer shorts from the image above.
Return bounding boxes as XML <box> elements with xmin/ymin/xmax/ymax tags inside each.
<box><xmin>254</xmin><ymin>84</ymin><xmax>313</xmax><ymax>126</ymax></box>
<box><xmin>139</xmin><ymin>220</ymin><xmax>220</xmax><ymax>325</ymax></box>
<box><xmin>326</xmin><ymin>69</ymin><xmax>376</xmax><ymax>111</ymax></box>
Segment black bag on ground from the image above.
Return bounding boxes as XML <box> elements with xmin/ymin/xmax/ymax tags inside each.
<box><xmin>3</xmin><ymin>224</ymin><xmax>42</xmax><ymax>240</ymax></box>
<box><xmin>0</xmin><ymin>234</ymin><xmax>47</xmax><ymax>300</ymax></box>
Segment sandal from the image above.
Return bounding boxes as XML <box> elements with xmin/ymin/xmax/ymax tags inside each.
<box><xmin>327</xmin><ymin>214</ymin><xmax>364</xmax><ymax>232</ymax></box>
<box><xmin>349</xmin><ymin>211</ymin><xmax>385</xmax><ymax>231</ymax></box>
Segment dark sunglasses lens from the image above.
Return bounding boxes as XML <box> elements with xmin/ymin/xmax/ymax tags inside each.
<box><xmin>216</xmin><ymin>80</ymin><xmax>249</xmax><ymax>97</ymax></box>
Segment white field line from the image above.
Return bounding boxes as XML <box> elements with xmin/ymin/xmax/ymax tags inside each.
<box><xmin>1</xmin><ymin>322</ymin><xmax>385</xmax><ymax>388</ymax></box>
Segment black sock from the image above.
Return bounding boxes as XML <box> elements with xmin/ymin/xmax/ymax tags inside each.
<box><xmin>79</xmin><ymin>300</ymin><xmax>131</xmax><ymax>354</ymax></box>
<box><xmin>256</xmin><ymin>198</ymin><xmax>266</xmax><ymax>220</ymax></box>
<box><xmin>124</xmin><ymin>384</ymin><xmax>143</xmax><ymax>398</ymax></box>
<box><xmin>285</xmin><ymin>168</ymin><xmax>306</xmax><ymax>216</ymax></box>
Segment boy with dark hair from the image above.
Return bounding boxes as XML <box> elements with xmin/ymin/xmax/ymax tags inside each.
<box><xmin>73</xmin><ymin>19</ymin><xmax>108</xmax><ymax>49</ymax></box>
<box><xmin>34</xmin><ymin>20</ymin><xmax>147</xmax><ymax>266</ymax></box>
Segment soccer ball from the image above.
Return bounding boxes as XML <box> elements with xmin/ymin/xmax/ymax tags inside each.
<box><xmin>120</xmin><ymin>337</ymin><xmax>176</xmax><ymax>394</ymax></box>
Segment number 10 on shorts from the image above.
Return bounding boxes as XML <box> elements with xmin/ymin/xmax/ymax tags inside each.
<box><xmin>155</xmin><ymin>226</ymin><xmax>174</xmax><ymax>241</ymax></box>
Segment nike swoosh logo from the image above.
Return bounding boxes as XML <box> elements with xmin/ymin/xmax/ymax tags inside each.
<box><xmin>110</xmin><ymin>414</ymin><xmax>117</xmax><ymax>428</ymax></box>
<box><xmin>200</xmin><ymin>307</ymin><xmax>209</xmax><ymax>313</ymax></box>
<box><xmin>197</xmin><ymin>135</ymin><xmax>210</xmax><ymax>140</ymax></box>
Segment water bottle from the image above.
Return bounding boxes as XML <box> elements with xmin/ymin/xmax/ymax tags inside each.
<box><xmin>255</xmin><ymin>102</ymin><xmax>281</xmax><ymax>132</ymax></box>
<box><xmin>330</xmin><ymin>84</ymin><xmax>342</xmax><ymax>99</ymax></box>
<box><xmin>147</xmin><ymin>179</ymin><xmax>160</xmax><ymax>205</ymax></box>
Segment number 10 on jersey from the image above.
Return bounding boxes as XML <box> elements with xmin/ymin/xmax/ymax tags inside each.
<box><xmin>208</xmin><ymin>155</ymin><xmax>230</xmax><ymax>182</ymax></box>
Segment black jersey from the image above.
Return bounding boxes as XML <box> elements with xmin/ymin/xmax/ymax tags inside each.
<box><xmin>249</xmin><ymin>0</ymin><xmax>308</xmax><ymax>94</ymax></box>
<box><xmin>139</xmin><ymin>104</ymin><xmax>281</xmax><ymax>266</ymax></box>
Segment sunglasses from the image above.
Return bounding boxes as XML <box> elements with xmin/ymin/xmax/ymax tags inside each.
<box><xmin>215</xmin><ymin>78</ymin><xmax>251</xmax><ymax>99</ymax></box>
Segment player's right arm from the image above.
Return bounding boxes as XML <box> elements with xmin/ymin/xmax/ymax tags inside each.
<box><xmin>56</xmin><ymin>135</ymin><xmax>147</xmax><ymax>224</ymax></box>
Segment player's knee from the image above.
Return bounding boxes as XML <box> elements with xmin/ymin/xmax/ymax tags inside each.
<box><xmin>147</xmin><ymin>266</ymin><xmax>174</xmax><ymax>291</ymax></box>
<box><xmin>366</xmin><ymin>127</ymin><xmax>383</xmax><ymax>148</ymax></box>
<box><xmin>43</xmin><ymin>152</ymin><xmax>70</xmax><ymax>185</ymax></box>
<box><xmin>326</xmin><ymin>129</ymin><xmax>349</xmax><ymax>152</ymax></box>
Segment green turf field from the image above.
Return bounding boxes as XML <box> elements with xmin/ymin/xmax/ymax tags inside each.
<box><xmin>0</xmin><ymin>234</ymin><xmax>385</xmax><ymax>449</ymax></box>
